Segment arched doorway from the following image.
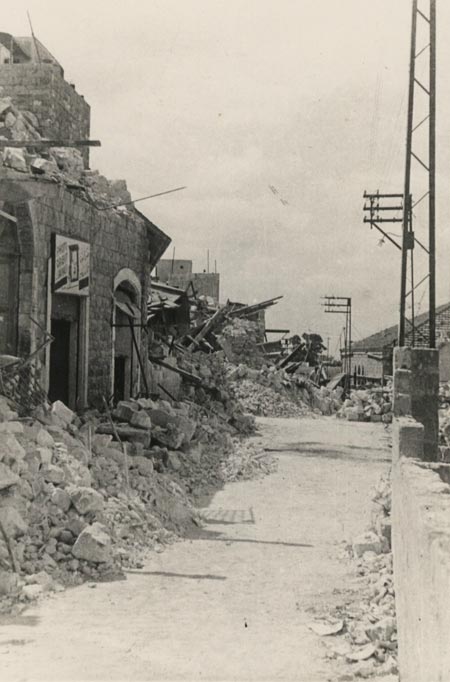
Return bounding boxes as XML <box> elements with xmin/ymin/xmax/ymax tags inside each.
<box><xmin>112</xmin><ymin>269</ymin><xmax>142</xmax><ymax>402</ymax></box>
<box><xmin>0</xmin><ymin>213</ymin><xmax>20</xmax><ymax>355</ymax></box>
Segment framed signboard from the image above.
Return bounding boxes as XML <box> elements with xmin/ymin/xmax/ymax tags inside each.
<box><xmin>52</xmin><ymin>234</ymin><xmax>90</xmax><ymax>296</ymax></box>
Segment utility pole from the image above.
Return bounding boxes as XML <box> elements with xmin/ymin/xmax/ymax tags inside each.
<box><xmin>322</xmin><ymin>296</ymin><xmax>352</xmax><ymax>391</ymax></box>
<box><xmin>363</xmin><ymin>0</ymin><xmax>436</xmax><ymax>348</ymax></box>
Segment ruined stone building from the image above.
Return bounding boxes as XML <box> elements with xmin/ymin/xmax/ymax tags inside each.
<box><xmin>0</xmin><ymin>33</ymin><xmax>171</xmax><ymax>410</ymax></box>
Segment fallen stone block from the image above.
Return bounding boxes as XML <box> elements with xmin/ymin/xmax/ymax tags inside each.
<box><xmin>0</xmin><ymin>507</ymin><xmax>27</xmax><ymax>538</ymax></box>
<box><xmin>0</xmin><ymin>421</ymin><xmax>23</xmax><ymax>434</ymax></box>
<box><xmin>72</xmin><ymin>522</ymin><xmax>112</xmax><ymax>563</ymax></box>
<box><xmin>51</xmin><ymin>488</ymin><xmax>72</xmax><ymax>512</ymax></box>
<box><xmin>35</xmin><ymin>447</ymin><xmax>53</xmax><ymax>466</ymax></box>
<box><xmin>96</xmin><ymin>424</ymin><xmax>151</xmax><ymax>448</ymax></box>
<box><xmin>130</xmin><ymin>411</ymin><xmax>152</xmax><ymax>430</ymax></box>
<box><xmin>352</xmin><ymin>531</ymin><xmax>383</xmax><ymax>557</ymax></box>
<box><xmin>51</xmin><ymin>401</ymin><xmax>75</xmax><ymax>425</ymax></box>
<box><xmin>36</xmin><ymin>428</ymin><xmax>55</xmax><ymax>448</ymax></box>
<box><xmin>0</xmin><ymin>571</ymin><xmax>20</xmax><ymax>596</ymax></box>
<box><xmin>131</xmin><ymin>456</ymin><xmax>154</xmax><ymax>477</ymax></box>
<box><xmin>68</xmin><ymin>486</ymin><xmax>104</xmax><ymax>515</ymax></box>
<box><xmin>113</xmin><ymin>401</ymin><xmax>139</xmax><ymax>422</ymax></box>
<box><xmin>167</xmin><ymin>451</ymin><xmax>182</xmax><ymax>471</ymax></box>
<box><xmin>0</xmin><ymin>462</ymin><xmax>20</xmax><ymax>490</ymax></box>
<box><xmin>0</xmin><ymin>433</ymin><xmax>25</xmax><ymax>464</ymax></box>
<box><xmin>21</xmin><ymin>584</ymin><xmax>44</xmax><ymax>600</ymax></box>
<box><xmin>41</xmin><ymin>464</ymin><xmax>65</xmax><ymax>485</ymax></box>
<box><xmin>3</xmin><ymin>147</ymin><xmax>27</xmax><ymax>172</ymax></box>
<box><xmin>365</xmin><ymin>616</ymin><xmax>396</xmax><ymax>642</ymax></box>
<box><xmin>148</xmin><ymin>408</ymin><xmax>171</xmax><ymax>428</ymax></box>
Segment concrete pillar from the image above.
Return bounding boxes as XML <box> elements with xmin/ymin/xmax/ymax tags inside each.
<box><xmin>393</xmin><ymin>347</ymin><xmax>439</xmax><ymax>460</ymax></box>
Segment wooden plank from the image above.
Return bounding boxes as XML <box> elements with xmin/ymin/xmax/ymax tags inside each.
<box><xmin>0</xmin><ymin>139</ymin><xmax>101</xmax><ymax>148</ymax></box>
<box><xmin>186</xmin><ymin>303</ymin><xmax>229</xmax><ymax>350</ymax></box>
<box><xmin>0</xmin><ymin>209</ymin><xmax>17</xmax><ymax>223</ymax></box>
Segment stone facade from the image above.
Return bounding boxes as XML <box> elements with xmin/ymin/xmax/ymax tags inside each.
<box><xmin>1</xmin><ymin>175</ymin><xmax>170</xmax><ymax>408</ymax></box>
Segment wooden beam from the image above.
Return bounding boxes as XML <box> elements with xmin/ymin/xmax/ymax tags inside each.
<box><xmin>0</xmin><ymin>140</ymin><xmax>101</xmax><ymax>148</ymax></box>
<box><xmin>0</xmin><ymin>209</ymin><xmax>17</xmax><ymax>223</ymax></box>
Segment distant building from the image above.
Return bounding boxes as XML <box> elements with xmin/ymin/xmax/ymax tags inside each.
<box><xmin>155</xmin><ymin>259</ymin><xmax>220</xmax><ymax>303</ymax></box>
<box><xmin>349</xmin><ymin>302</ymin><xmax>450</xmax><ymax>383</ymax></box>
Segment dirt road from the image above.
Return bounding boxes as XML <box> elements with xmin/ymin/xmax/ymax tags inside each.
<box><xmin>0</xmin><ymin>416</ymin><xmax>390</xmax><ymax>681</ymax></box>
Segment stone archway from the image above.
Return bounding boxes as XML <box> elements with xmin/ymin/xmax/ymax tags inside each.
<box><xmin>111</xmin><ymin>268</ymin><xmax>142</xmax><ymax>401</ymax></box>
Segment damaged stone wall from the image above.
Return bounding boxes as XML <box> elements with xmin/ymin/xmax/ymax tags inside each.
<box><xmin>6</xmin><ymin>178</ymin><xmax>154</xmax><ymax>405</ymax></box>
<box><xmin>0</xmin><ymin>64</ymin><xmax>91</xmax><ymax>165</ymax></box>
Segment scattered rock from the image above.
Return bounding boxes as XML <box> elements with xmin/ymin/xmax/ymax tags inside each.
<box><xmin>72</xmin><ymin>523</ymin><xmax>112</xmax><ymax>563</ymax></box>
<box><xmin>68</xmin><ymin>486</ymin><xmax>104</xmax><ymax>515</ymax></box>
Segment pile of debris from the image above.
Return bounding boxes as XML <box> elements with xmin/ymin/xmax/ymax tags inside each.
<box><xmin>0</xmin><ymin>93</ymin><xmax>132</xmax><ymax>211</ymax></box>
<box><xmin>307</xmin><ymin>476</ymin><xmax>397</xmax><ymax>680</ymax></box>
<box><xmin>217</xmin><ymin>318</ymin><xmax>266</xmax><ymax>368</ymax></box>
<box><xmin>0</xmin><ymin>387</ymin><xmax>275</xmax><ymax>612</ymax></box>
<box><xmin>336</xmin><ymin>387</ymin><xmax>393</xmax><ymax>423</ymax></box>
<box><xmin>224</xmin><ymin>362</ymin><xmax>343</xmax><ymax>418</ymax></box>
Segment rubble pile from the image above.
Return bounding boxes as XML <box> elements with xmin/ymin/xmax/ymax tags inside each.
<box><xmin>224</xmin><ymin>362</ymin><xmax>343</xmax><ymax>418</ymax></box>
<box><xmin>0</xmin><ymin>94</ymin><xmax>132</xmax><ymax>211</ymax></box>
<box><xmin>228</xmin><ymin>377</ymin><xmax>309</xmax><ymax>417</ymax></box>
<box><xmin>308</xmin><ymin>476</ymin><xmax>397</xmax><ymax>680</ymax></box>
<box><xmin>0</xmin><ymin>371</ymin><xmax>278</xmax><ymax>610</ymax></box>
<box><xmin>336</xmin><ymin>387</ymin><xmax>393</xmax><ymax>423</ymax></box>
<box><xmin>0</xmin><ymin>396</ymin><xmax>198</xmax><ymax>609</ymax></box>
<box><xmin>217</xmin><ymin>318</ymin><xmax>265</xmax><ymax>368</ymax></box>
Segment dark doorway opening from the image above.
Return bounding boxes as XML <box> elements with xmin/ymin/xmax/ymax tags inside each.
<box><xmin>114</xmin><ymin>356</ymin><xmax>126</xmax><ymax>402</ymax></box>
<box><xmin>49</xmin><ymin>319</ymin><xmax>71</xmax><ymax>405</ymax></box>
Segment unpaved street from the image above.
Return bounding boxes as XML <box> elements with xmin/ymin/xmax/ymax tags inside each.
<box><xmin>0</xmin><ymin>416</ymin><xmax>390</xmax><ymax>681</ymax></box>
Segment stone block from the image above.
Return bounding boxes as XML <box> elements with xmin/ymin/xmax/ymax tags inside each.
<box><xmin>0</xmin><ymin>462</ymin><xmax>20</xmax><ymax>490</ymax></box>
<box><xmin>114</xmin><ymin>401</ymin><xmax>139</xmax><ymax>422</ymax></box>
<box><xmin>0</xmin><ymin>507</ymin><xmax>27</xmax><ymax>538</ymax></box>
<box><xmin>51</xmin><ymin>400</ymin><xmax>75</xmax><ymax>425</ymax></box>
<box><xmin>130</xmin><ymin>411</ymin><xmax>152</xmax><ymax>430</ymax></box>
<box><xmin>68</xmin><ymin>486</ymin><xmax>104</xmax><ymax>515</ymax></box>
<box><xmin>352</xmin><ymin>531</ymin><xmax>383</xmax><ymax>557</ymax></box>
<box><xmin>72</xmin><ymin>522</ymin><xmax>112</xmax><ymax>563</ymax></box>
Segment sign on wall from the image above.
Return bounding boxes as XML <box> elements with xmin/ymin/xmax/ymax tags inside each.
<box><xmin>53</xmin><ymin>234</ymin><xmax>90</xmax><ymax>296</ymax></box>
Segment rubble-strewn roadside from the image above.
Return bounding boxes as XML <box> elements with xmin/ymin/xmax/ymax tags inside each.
<box><xmin>0</xmin><ymin>387</ymin><xmax>275</xmax><ymax>613</ymax></box>
<box><xmin>336</xmin><ymin>387</ymin><xmax>393</xmax><ymax>424</ymax></box>
<box><xmin>307</xmin><ymin>475</ymin><xmax>398</xmax><ymax>681</ymax></box>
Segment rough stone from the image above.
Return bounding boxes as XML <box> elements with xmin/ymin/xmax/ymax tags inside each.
<box><xmin>36</xmin><ymin>428</ymin><xmax>55</xmax><ymax>448</ymax></box>
<box><xmin>72</xmin><ymin>522</ymin><xmax>112</xmax><ymax>563</ymax></box>
<box><xmin>114</xmin><ymin>401</ymin><xmax>139</xmax><ymax>422</ymax></box>
<box><xmin>3</xmin><ymin>147</ymin><xmax>27</xmax><ymax>172</ymax></box>
<box><xmin>68</xmin><ymin>486</ymin><xmax>104</xmax><ymax>514</ymax></box>
<box><xmin>51</xmin><ymin>400</ymin><xmax>75</xmax><ymax>425</ymax></box>
<box><xmin>0</xmin><ymin>507</ymin><xmax>27</xmax><ymax>538</ymax></box>
<box><xmin>130</xmin><ymin>411</ymin><xmax>152</xmax><ymax>430</ymax></box>
<box><xmin>0</xmin><ymin>462</ymin><xmax>20</xmax><ymax>490</ymax></box>
<box><xmin>41</xmin><ymin>464</ymin><xmax>65</xmax><ymax>485</ymax></box>
<box><xmin>0</xmin><ymin>433</ymin><xmax>25</xmax><ymax>464</ymax></box>
<box><xmin>131</xmin><ymin>456</ymin><xmax>154</xmax><ymax>477</ymax></box>
<box><xmin>167</xmin><ymin>451</ymin><xmax>182</xmax><ymax>471</ymax></box>
<box><xmin>0</xmin><ymin>570</ymin><xmax>20</xmax><ymax>596</ymax></box>
<box><xmin>51</xmin><ymin>488</ymin><xmax>72</xmax><ymax>512</ymax></box>
<box><xmin>22</xmin><ymin>583</ymin><xmax>44</xmax><ymax>600</ymax></box>
<box><xmin>353</xmin><ymin>531</ymin><xmax>383</xmax><ymax>557</ymax></box>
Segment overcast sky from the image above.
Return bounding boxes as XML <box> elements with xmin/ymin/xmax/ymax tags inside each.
<box><xmin>7</xmin><ymin>0</ymin><xmax>450</xmax><ymax>350</ymax></box>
